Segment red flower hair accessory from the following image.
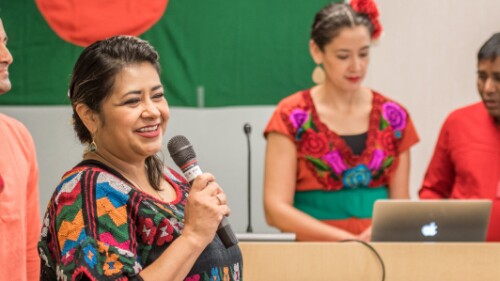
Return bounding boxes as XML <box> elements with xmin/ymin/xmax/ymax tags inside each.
<box><xmin>349</xmin><ymin>0</ymin><xmax>383</xmax><ymax>40</ymax></box>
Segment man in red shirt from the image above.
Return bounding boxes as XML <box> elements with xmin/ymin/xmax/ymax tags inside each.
<box><xmin>0</xmin><ymin>17</ymin><xmax>41</xmax><ymax>280</ymax></box>
<box><xmin>420</xmin><ymin>33</ymin><xmax>500</xmax><ymax>241</ymax></box>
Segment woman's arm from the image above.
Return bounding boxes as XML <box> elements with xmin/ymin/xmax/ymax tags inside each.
<box><xmin>264</xmin><ymin>133</ymin><xmax>357</xmax><ymax>241</ymax></box>
<box><xmin>139</xmin><ymin>173</ymin><xmax>229</xmax><ymax>281</ymax></box>
<box><xmin>388</xmin><ymin>150</ymin><xmax>411</xmax><ymax>199</ymax></box>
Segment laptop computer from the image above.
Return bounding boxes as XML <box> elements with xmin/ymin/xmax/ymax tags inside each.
<box><xmin>371</xmin><ymin>199</ymin><xmax>492</xmax><ymax>242</ymax></box>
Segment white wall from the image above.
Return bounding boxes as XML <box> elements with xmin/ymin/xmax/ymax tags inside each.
<box><xmin>367</xmin><ymin>0</ymin><xmax>500</xmax><ymax>199</ymax></box>
<box><xmin>0</xmin><ymin>106</ymin><xmax>276</xmax><ymax>233</ymax></box>
<box><xmin>1</xmin><ymin>0</ymin><xmax>500</xmax><ymax>234</ymax></box>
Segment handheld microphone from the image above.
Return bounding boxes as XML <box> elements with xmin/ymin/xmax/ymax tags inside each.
<box><xmin>243</xmin><ymin>123</ymin><xmax>253</xmax><ymax>233</ymax></box>
<box><xmin>167</xmin><ymin>135</ymin><xmax>238</xmax><ymax>248</ymax></box>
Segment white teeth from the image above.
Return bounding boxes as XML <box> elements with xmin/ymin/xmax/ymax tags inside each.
<box><xmin>138</xmin><ymin>125</ymin><xmax>158</xmax><ymax>132</ymax></box>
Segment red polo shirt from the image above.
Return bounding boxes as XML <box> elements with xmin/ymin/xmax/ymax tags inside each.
<box><xmin>420</xmin><ymin>102</ymin><xmax>500</xmax><ymax>241</ymax></box>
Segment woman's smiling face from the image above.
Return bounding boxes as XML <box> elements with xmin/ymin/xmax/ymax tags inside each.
<box><xmin>95</xmin><ymin>62</ymin><xmax>169</xmax><ymax>162</ymax></box>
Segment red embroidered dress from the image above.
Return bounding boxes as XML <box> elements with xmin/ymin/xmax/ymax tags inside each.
<box><xmin>265</xmin><ymin>89</ymin><xmax>419</xmax><ymax>234</ymax></box>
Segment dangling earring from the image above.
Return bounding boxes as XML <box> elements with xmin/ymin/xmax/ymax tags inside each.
<box><xmin>89</xmin><ymin>139</ymin><xmax>97</xmax><ymax>152</ymax></box>
<box><xmin>312</xmin><ymin>64</ymin><xmax>325</xmax><ymax>84</ymax></box>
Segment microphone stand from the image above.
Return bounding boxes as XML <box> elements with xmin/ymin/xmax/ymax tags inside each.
<box><xmin>244</xmin><ymin>123</ymin><xmax>253</xmax><ymax>233</ymax></box>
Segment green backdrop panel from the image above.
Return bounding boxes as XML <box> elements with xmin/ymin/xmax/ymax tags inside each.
<box><xmin>0</xmin><ymin>0</ymin><xmax>338</xmax><ymax>107</ymax></box>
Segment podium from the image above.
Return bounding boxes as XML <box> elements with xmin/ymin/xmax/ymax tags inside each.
<box><xmin>239</xmin><ymin>242</ymin><xmax>500</xmax><ymax>281</ymax></box>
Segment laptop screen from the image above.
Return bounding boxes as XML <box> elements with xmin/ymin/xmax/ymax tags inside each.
<box><xmin>371</xmin><ymin>199</ymin><xmax>492</xmax><ymax>242</ymax></box>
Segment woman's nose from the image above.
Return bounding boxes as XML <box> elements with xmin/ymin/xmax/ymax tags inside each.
<box><xmin>142</xmin><ymin>99</ymin><xmax>161</xmax><ymax>118</ymax></box>
<box><xmin>349</xmin><ymin>56</ymin><xmax>362</xmax><ymax>72</ymax></box>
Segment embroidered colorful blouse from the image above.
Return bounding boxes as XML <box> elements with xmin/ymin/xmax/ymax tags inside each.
<box><xmin>264</xmin><ymin>89</ymin><xmax>419</xmax><ymax>234</ymax></box>
<box><xmin>38</xmin><ymin>160</ymin><xmax>242</xmax><ymax>281</ymax></box>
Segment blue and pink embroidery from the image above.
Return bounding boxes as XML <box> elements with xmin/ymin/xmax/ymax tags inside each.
<box><xmin>288</xmin><ymin>93</ymin><xmax>408</xmax><ymax>190</ymax></box>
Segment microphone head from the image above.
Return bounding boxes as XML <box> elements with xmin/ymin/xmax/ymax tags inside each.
<box><xmin>243</xmin><ymin>123</ymin><xmax>252</xmax><ymax>135</ymax></box>
<box><xmin>167</xmin><ymin>135</ymin><xmax>197</xmax><ymax>167</ymax></box>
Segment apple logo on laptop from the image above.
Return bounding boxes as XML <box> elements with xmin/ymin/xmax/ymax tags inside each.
<box><xmin>421</xmin><ymin>221</ymin><xmax>438</xmax><ymax>237</ymax></box>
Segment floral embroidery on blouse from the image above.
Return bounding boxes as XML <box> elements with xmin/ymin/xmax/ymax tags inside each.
<box><xmin>284</xmin><ymin>91</ymin><xmax>411</xmax><ymax>191</ymax></box>
<box><xmin>381</xmin><ymin>101</ymin><xmax>407</xmax><ymax>139</ymax></box>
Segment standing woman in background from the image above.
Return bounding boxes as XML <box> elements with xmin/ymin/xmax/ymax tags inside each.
<box><xmin>263</xmin><ymin>0</ymin><xmax>419</xmax><ymax>242</ymax></box>
<box><xmin>38</xmin><ymin>35</ymin><xmax>242</xmax><ymax>281</ymax></box>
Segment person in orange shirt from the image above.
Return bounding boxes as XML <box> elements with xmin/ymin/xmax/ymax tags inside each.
<box><xmin>0</xmin><ymin>17</ymin><xmax>41</xmax><ymax>280</ymax></box>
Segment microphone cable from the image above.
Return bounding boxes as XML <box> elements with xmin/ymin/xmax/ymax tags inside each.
<box><xmin>340</xmin><ymin>239</ymin><xmax>385</xmax><ymax>281</ymax></box>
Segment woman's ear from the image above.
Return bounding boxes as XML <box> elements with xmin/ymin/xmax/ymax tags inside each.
<box><xmin>309</xmin><ymin>39</ymin><xmax>323</xmax><ymax>65</ymax></box>
<box><xmin>74</xmin><ymin>103</ymin><xmax>99</xmax><ymax>135</ymax></box>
